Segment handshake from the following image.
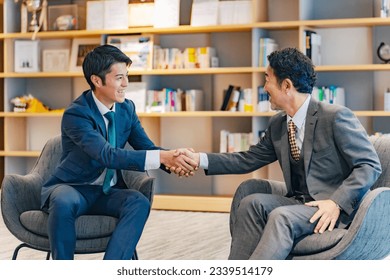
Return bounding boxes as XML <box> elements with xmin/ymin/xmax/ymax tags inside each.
<box><xmin>160</xmin><ymin>148</ymin><xmax>200</xmax><ymax>177</ymax></box>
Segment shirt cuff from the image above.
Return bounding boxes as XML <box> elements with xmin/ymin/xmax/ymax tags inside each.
<box><xmin>145</xmin><ymin>150</ymin><xmax>161</xmax><ymax>170</ymax></box>
<box><xmin>199</xmin><ymin>152</ymin><xmax>209</xmax><ymax>170</ymax></box>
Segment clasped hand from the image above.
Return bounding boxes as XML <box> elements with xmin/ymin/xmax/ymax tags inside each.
<box><xmin>160</xmin><ymin>148</ymin><xmax>199</xmax><ymax>177</ymax></box>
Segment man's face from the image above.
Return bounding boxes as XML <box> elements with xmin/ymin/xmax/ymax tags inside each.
<box><xmin>264</xmin><ymin>66</ymin><xmax>285</xmax><ymax>111</ymax></box>
<box><xmin>94</xmin><ymin>62</ymin><xmax>128</xmax><ymax>108</ymax></box>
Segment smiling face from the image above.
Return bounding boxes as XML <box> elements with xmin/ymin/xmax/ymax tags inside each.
<box><xmin>264</xmin><ymin>66</ymin><xmax>286</xmax><ymax>111</ymax></box>
<box><xmin>91</xmin><ymin>62</ymin><xmax>129</xmax><ymax>109</ymax></box>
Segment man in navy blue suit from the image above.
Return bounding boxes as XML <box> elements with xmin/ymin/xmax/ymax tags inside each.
<box><xmin>41</xmin><ymin>44</ymin><xmax>197</xmax><ymax>260</ymax></box>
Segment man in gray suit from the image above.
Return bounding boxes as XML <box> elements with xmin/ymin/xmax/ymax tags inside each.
<box><xmin>173</xmin><ymin>47</ymin><xmax>382</xmax><ymax>259</ymax></box>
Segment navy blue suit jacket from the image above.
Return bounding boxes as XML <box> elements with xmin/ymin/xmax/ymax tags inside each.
<box><xmin>41</xmin><ymin>90</ymin><xmax>161</xmax><ymax>208</ymax></box>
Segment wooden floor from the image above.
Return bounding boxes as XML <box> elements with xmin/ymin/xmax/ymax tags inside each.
<box><xmin>0</xmin><ymin>209</ymin><xmax>231</xmax><ymax>260</ymax></box>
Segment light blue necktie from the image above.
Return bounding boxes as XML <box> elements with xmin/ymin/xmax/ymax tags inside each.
<box><xmin>102</xmin><ymin>111</ymin><xmax>116</xmax><ymax>194</ymax></box>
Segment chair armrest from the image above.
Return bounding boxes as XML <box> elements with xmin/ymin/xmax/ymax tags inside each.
<box><xmin>121</xmin><ymin>170</ymin><xmax>155</xmax><ymax>204</ymax></box>
<box><xmin>1</xmin><ymin>173</ymin><xmax>44</xmax><ymax>238</ymax></box>
<box><xmin>293</xmin><ymin>187</ymin><xmax>390</xmax><ymax>259</ymax></box>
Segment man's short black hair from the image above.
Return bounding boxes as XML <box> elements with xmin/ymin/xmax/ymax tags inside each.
<box><xmin>268</xmin><ymin>47</ymin><xmax>317</xmax><ymax>94</ymax></box>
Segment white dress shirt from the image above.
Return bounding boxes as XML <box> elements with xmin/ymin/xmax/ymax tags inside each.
<box><xmin>92</xmin><ymin>92</ymin><xmax>160</xmax><ymax>187</ymax></box>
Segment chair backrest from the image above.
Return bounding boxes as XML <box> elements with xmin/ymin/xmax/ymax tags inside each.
<box><xmin>31</xmin><ymin>135</ymin><xmax>63</xmax><ymax>181</ymax></box>
<box><xmin>369</xmin><ymin>136</ymin><xmax>390</xmax><ymax>190</ymax></box>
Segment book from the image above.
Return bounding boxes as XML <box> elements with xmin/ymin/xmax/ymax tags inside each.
<box><xmin>220</xmin><ymin>130</ymin><xmax>229</xmax><ymax>153</ymax></box>
<box><xmin>183</xmin><ymin>48</ymin><xmax>197</xmax><ymax>69</ymax></box>
<box><xmin>124</xmin><ymin>82</ymin><xmax>147</xmax><ymax>112</ymax></box>
<box><xmin>191</xmin><ymin>0</ymin><xmax>219</xmax><ymax>27</ymax></box>
<box><xmin>226</xmin><ymin>87</ymin><xmax>241</xmax><ymax>112</ymax></box>
<box><xmin>128</xmin><ymin>0</ymin><xmax>155</xmax><ymax>27</ymax></box>
<box><xmin>220</xmin><ymin>85</ymin><xmax>235</xmax><ymax>111</ymax></box>
<box><xmin>153</xmin><ymin>0</ymin><xmax>180</xmax><ymax>28</ymax></box>
<box><xmin>196</xmin><ymin>47</ymin><xmax>217</xmax><ymax>68</ymax></box>
<box><xmin>259</xmin><ymin>38</ymin><xmax>278</xmax><ymax>67</ymax></box>
<box><xmin>218</xmin><ymin>0</ymin><xmax>252</xmax><ymax>25</ymax></box>
<box><xmin>183</xmin><ymin>89</ymin><xmax>204</xmax><ymax>111</ymax></box>
<box><xmin>104</xmin><ymin>0</ymin><xmax>128</xmax><ymax>30</ymax></box>
<box><xmin>311</xmin><ymin>32</ymin><xmax>322</xmax><ymax>66</ymax></box>
<box><xmin>86</xmin><ymin>0</ymin><xmax>128</xmax><ymax>30</ymax></box>
<box><xmin>304</xmin><ymin>30</ymin><xmax>315</xmax><ymax>59</ymax></box>
<box><xmin>303</xmin><ymin>30</ymin><xmax>321</xmax><ymax>65</ymax></box>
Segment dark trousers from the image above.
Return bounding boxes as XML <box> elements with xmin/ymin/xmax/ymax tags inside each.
<box><xmin>47</xmin><ymin>184</ymin><xmax>150</xmax><ymax>260</ymax></box>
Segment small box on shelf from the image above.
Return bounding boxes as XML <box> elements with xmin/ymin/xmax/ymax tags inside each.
<box><xmin>48</xmin><ymin>4</ymin><xmax>78</xmax><ymax>31</ymax></box>
<box><xmin>42</xmin><ymin>49</ymin><xmax>69</xmax><ymax>72</ymax></box>
<box><xmin>14</xmin><ymin>40</ymin><xmax>40</xmax><ymax>73</ymax></box>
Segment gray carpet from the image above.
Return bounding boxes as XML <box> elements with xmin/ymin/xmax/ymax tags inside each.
<box><xmin>0</xmin><ymin>209</ymin><xmax>231</xmax><ymax>260</ymax></box>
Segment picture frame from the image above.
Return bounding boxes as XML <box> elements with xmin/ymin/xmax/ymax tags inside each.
<box><xmin>14</xmin><ymin>40</ymin><xmax>40</xmax><ymax>72</ymax></box>
<box><xmin>70</xmin><ymin>38</ymin><xmax>101</xmax><ymax>72</ymax></box>
<box><xmin>42</xmin><ymin>49</ymin><xmax>70</xmax><ymax>72</ymax></box>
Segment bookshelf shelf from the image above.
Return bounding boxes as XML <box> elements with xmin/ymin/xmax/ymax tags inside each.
<box><xmin>315</xmin><ymin>64</ymin><xmax>390</xmax><ymax>72</ymax></box>
<box><xmin>0</xmin><ymin>151</ymin><xmax>41</xmax><ymax>157</ymax></box>
<box><xmin>3</xmin><ymin>64</ymin><xmax>390</xmax><ymax>78</ymax></box>
<box><xmin>0</xmin><ymin>67</ymin><xmax>255</xmax><ymax>78</ymax></box>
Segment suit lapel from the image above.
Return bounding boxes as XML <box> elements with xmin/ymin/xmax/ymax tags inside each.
<box><xmin>85</xmin><ymin>90</ymin><xmax>107</xmax><ymax>139</ymax></box>
<box><xmin>279</xmin><ymin>114</ymin><xmax>293</xmax><ymax>193</ymax></box>
<box><xmin>303</xmin><ymin>99</ymin><xmax>319</xmax><ymax>177</ymax></box>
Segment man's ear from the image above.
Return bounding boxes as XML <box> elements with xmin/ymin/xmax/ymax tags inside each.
<box><xmin>283</xmin><ymin>78</ymin><xmax>293</xmax><ymax>94</ymax></box>
<box><xmin>91</xmin><ymin>75</ymin><xmax>102</xmax><ymax>88</ymax></box>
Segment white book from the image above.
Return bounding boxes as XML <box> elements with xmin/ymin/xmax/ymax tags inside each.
<box><xmin>125</xmin><ymin>82</ymin><xmax>147</xmax><ymax>113</ymax></box>
<box><xmin>128</xmin><ymin>1</ymin><xmax>155</xmax><ymax>27</ymax></box>
<box><xmin>233</xmin><ymin>133</ymin><xmax>242</xmax><ymax>152</ymax></box>
<box><xmin>103</xmin><ymin>0</ymin><xmax>129</xmax><ymax>30</ymax></box>
<box><xmin>87</xmin><ymin>0</ymin><xmax>128</xmax><ymax>30</ymax></box>
<box><xmin>220</xmin><ymin>130</ymin><xmax>229</xmax><ymax>153</ymax></box>
<box><xmin>228</xmin><ymin>133</ymin><xmax>235</xmax><ymax>153</ymax></box>
<box><xmin>191</xmin><ymin>0</ymin><xmax>219</xmax><ymax>27</ymax></box>
<box><xmin>86</xmin><ymin>1</ymin><xmax>104</xmax><ymax>30</ymax></box>
<box><xmin>154</xmin><ymin>0</ymin><xmax>180</xmax><ymax>28</ymax></box>
<box><xmin>311</xmin><ymin>33</ymin><xmax>322</xmax><ymax>66</ymax></box>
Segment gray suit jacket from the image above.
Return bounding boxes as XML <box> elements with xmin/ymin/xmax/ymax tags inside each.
<box><xmin>206</xmin><ymin>99</ymin><xmax>381</xmax><ymax>221</ymax></box>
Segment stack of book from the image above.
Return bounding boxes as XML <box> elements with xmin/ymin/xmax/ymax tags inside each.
<box><xmin>220</xmin><ymin>85</ymin><xmax>253</xmax><ymax>112</ymax></box>
<box><xmin>145</xmin><ymin>88</ymin><xmax>204</xmax><ymax>112</ymax></box>
<box><xmin>220</xmin><ymin>130</ymin><xmax>253</xmax><ymax>153</ymax></box>
<box><xmin>153</xmin><ymin>46</ymin><xmax>218</xmax><ymax>69</ymax></box>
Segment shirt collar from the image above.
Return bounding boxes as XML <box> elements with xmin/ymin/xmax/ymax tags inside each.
<box><xmin>287</xmin><ymin>95</ymin><xmax>311</xmax><ymax>129</ymax></box>
<box><xmin>91</xmin><ymin>91</ymin><xmax>116</xmax><ymax>116</ymax></box>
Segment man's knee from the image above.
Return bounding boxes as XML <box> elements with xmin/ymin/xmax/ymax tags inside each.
<box><xmin>122</xmin><ymin>190</ymin><xmax>150</xmax><ymax>212</ymax></box>
<box><xmin>49</xmin><ymin>187</ymin><xmax>81</xmax><ymax>215</ymax></box>
<box><xmin>236</xmin><ymin>193</ymin><xmax>268</xmax><ymax>217</ymax></box>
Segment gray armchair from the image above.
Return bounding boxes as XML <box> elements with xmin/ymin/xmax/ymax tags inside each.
<box><xmin>1</xmin><ymin>135</ymin><xmax>155</xmax><ymax>260</ymax></box>
<box><xmin>230</xmin><ymin>135</ymin><xmax>390</xmax><ymax>259</ymax></box>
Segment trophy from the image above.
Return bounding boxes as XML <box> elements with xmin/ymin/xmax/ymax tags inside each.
<box><xmin>26</xmin><ymin>0</ymin><xmax>42</xmax><ymax>32</ymax></box>
<box><xmin>16</xmin><ymin>0</ymin><xmax>47</xmax><ymax>33</ymax></box>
